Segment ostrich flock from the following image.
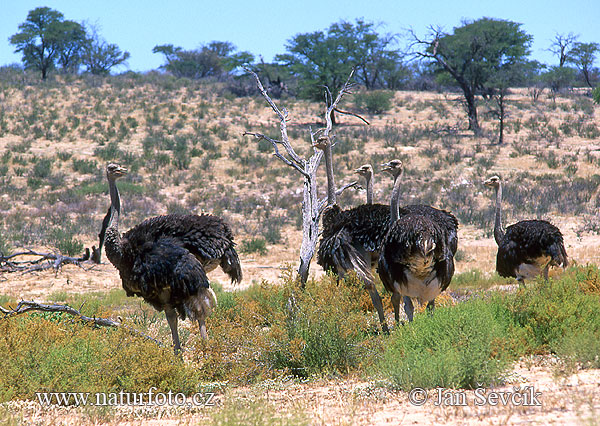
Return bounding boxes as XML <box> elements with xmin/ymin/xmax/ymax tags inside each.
<box><xmin>99</xmin><ymin>138</ymin><xmax>568</xmax><ymax>352</ymax></box>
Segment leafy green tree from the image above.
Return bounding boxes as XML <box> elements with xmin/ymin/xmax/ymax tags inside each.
<box><xmin>541</xmin><ymin>65</ymin><xmax>577</xmax><ymax>93</ymax></box>
<box><xmin>275</xmin><ymin>19</ymin><xmax>401</xmax><ymax>120</ymax></box>
<box><xmin>55</xmin><ymin>20</ymin><xmax>88</xmax><ymax>73</ymax></box>
<box><xmin>82</xmin><ymin>29</ymin><xmax>130</xmax><ymax>75</ymax></box>
<box><xmin>567</xmin><ymin>42</ymin><xmax>599</xmax><ymax>88</ymax></box>
<box><xmin>9</xmin><ymin>7</ymin><xmax>70</xmax><ymax>79</ymax></box>
<box><xmin>153</xmin><ymin>41</ymin><xmax>253</xmax><ymax>79</ymax></box>
<box><xmin>413</xmin><ymin>18</ymin><xmax>533</xmax><ymax>135</ymax></box>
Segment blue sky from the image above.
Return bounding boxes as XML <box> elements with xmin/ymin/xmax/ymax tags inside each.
<box><xmin>1</xmin><ymin>0</ymin><xmax>598</xmax><ymax>72</ymax></box>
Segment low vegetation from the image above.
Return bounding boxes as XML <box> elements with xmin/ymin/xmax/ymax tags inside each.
<box><xmin>1</xmin><ymin>265</ymin><xmax>599</xmax><ymax>403</ymax></box>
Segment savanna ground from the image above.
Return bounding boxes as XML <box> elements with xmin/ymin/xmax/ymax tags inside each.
<box><xmin>1</xmin><ymin>70</ymin><xmax>600</xmax><ymax>425</ymax></box>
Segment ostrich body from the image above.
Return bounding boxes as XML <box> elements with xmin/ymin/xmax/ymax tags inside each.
<box><xmin>377</xmin><ymin>160</ymin><xmax>455</xmax><ymax>322</ymax></box>
<box><xmin>314</xmin><ymin>140</ymin><xmax>389</xmax><ymax>332</ymax></box>
<box><xmin>484</xmin><ymin>175</ymin><xmax>568</xmax><ymax>284</ymax></box>
<box><xmin>102</xmin><ymin>164</ymin><xmax>242</xmax><ymax>352</ymax></box>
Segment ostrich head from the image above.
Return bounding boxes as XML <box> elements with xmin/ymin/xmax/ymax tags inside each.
<box><xmin>354</xmin><ymin>164</ymin><xmax>373</xmax><ymax>179</ymax></box>
<box><xmin>312</xmin><ymin>136</ymin><xmax>331</xmax><ymax>151</ymax></box>
<box><xmin>106</xmin><ymin>163</ymin><xmax>128</xmax><ymax>181</ymax></box>
<box><xmin>381</xmin><ymin>159</ymin><xmax>403</xmax><ymax>179</ymax></box>
<box><xmin>483</xmin><ymin>175</ymin><xmax>501</xmax><ymax>189</ymax></box>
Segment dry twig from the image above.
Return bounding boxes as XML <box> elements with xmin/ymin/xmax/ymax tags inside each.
<box><xmin>0</xmin><ymin>300</ymin><xmax>163</xmax><ymax>347</ymax></box>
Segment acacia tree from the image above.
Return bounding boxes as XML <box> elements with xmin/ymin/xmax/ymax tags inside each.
<box><xmin>55</xmin><ymin>20</ymin><xmax>88</xmax><ymax>73</ymax></box>
<box><xmin>412</xmin><ymin>18</ymin><xmax>533</xmax><ymax>136</ymax></box>
<box><xmin>549</xmin><ymin>32</ymin><xmax>578</xmax><ymax>67</ymax></box>
<box><xmin>82</xmin><ymin>29</ymin><xmax>130</xmax><ymax>75</ymax></box>
<box><xmin>9</xmin><ymin>7</ymin><xmax>85</xmax><ymax>79</ymax></box>
<box><xmin>153</xmin><ymin>41</ymin><xmax>254</xmax><ymax>79</ymax></box>
<box><xmin>568</xmin><ymin>42</ymin><xmax>599</xmax><ymax>88</ymax></box>
<box><xmin>276</xmin><ymin>19</ymin><xmax>400</xmax><ymax>123</ymax></box>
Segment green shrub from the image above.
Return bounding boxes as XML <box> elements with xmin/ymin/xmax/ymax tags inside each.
<box><xmin>376</xmin><ymin>298</ymin><xmax>518</xmax><ymax>390</ymax></box>
<box><xmin>240</xmin><ymin>237</ymin><xmax>267</xmax><ymax>255</ymax></box>
<box><xmin>354</xmin><ymin>90</ymin><xmax>395</xmax><ymax>114</ymax></box>
<box><xmin>0</xmin><ymin>232</ymin><xmax>12</xmax><ymax>256</ymax></box>
<box><xmin>593</xmin><ymin>85</ymin><xmax>600</xmax><ymax>104</ymax></box>
<box><xmin>507</xmin><ymin>266</ymin><xmax>600</xmax><ymax>351</ymax></box>
<box><xmin>72</xmin><ymin>158</ymin><xmax>98</xmax><ymax>174</ymax></box>
<box><xmin>555</xmin><ymin>328</ymin><xmax>600</xmax><ymax>369</ymax></box>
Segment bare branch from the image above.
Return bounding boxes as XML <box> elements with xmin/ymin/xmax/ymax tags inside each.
<box><xmin>333</xmin><ymin>107</ymin><xmax>370</xmax><ymax>125</ymax></box>
<box><xmin>318</xmin><ymin>180</ymin><xmax>360</xmax><ymax>213</ymax></box>
<box><xmin>242</xmin><ymin>131</ymin><xmax>309</xmax><ymax>177</ymax></box>
<box><xmin>244</xmin><ymin>67</ymin><xmax>305</xmax><ymax>167</ymax></box>
<box><xmin>1</xmin><ymin>300</ymin><xmax>163</xmax><ymax>347</ymax></box>
<box><xmin>324</xmin><ymin>69</ymin><xmax>356</xmax><ymax>137</ymax></box>
<box><xmin>0</xmin><ymin>248</ymin><xmax>92</xmax><ymax>274</ymax></box>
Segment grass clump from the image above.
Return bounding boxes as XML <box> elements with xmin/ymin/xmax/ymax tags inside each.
<box><xmin>376</xmin><ymin>298</ymin><xmax>519</xmax><ymax>390</ymax></box>
<box><xmin>207</xmin><ymin>394</ymin><xmax>308</xmax><ymax>426</ymax></box>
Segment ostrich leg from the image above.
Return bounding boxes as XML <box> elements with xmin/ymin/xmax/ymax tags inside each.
<box><xmin>165</xmin><ymin>307</ymin><xmax>181</xmax><ymax>353</ymax></box>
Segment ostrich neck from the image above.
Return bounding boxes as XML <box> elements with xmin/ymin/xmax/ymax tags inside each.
<box><xmin>323</xmin><ymin>142</ymin><xmax>336</xmax><ymax>205</ymax></box>
<box><xmin>493</xmin><ymin>184</ymin><xmax>505</xmax><ymax>245</ymax></box>
<box><xmin>105</xmin><ymin>178</ymin><xmax>123</xmax><ymax>265</ymax></box>
<box><xmin>365</xmin><ymin>173</ymin><xmax>373</xmax><ymax>205</ymax></box>
<box><xmin>108</xmin><ymin>178</ymin><xmax>121</xmax><ymax>229</ymax></box>
<box><xmin>390</xmin><ymin>171</ymin><xmax>404</xmax><ymax>221</ymax></box>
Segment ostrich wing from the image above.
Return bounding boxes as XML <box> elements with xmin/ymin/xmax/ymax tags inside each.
<box><xmin>127</xmin><ymin>237</ymin><xmax>209</xmax><ymax>305</ymax></box>
<box><xmin>124</xmin><ymin>214</ymin><xmax>236</xmax><ymax>262</ymax></box>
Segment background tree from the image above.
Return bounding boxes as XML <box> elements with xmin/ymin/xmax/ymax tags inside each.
<box><xmin>541</xmin><ymin>65</ymin><xmax>577</xmax><ymax>95</ymax></box>
<box><xmin>153</xmin><ymin>41</ymin><xmax>254</xmax><ymax>79</ymax></box>
<box><xmin>567</xmin><ymin>42</ymin><xmax>599</xmax><ymax>88</ymax></box>
<box><xmin>82</xmin><ymin>29</ymin><xmax>130</xmax><ymax>75</ymax></box>
<box><xmin>412</xmin><ymin>18</ymin><xmax>533</xmax><ymax>136</ymax></box>
<box><xmin>55</xmin><ymin>20</ymin><xmax>87</xmax><ymax>73</ymax></box>
<box><xmin>9</xmin><ymin>7</ymin><xmax>67</xmax><ymax>79</ymax></box>
<box><xmin>549</xmin><ymin>32</ymin><xmax>578</xmax><ymax>67</ymax></box>
<box><xmin>275</xmin><ymin>19</ymin><xmax>401</xmax><ymax>122</ymax></box>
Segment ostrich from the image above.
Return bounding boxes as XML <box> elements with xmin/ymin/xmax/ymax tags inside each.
<box><xmin>355</xmin><ymin>160</ymin><xmax>459</xmax><ymax>256</ymax></box>
<box><xmin>352</xmin><ymin>160</ymin><xmax>458</xmax><ymax>259</ymax></box>
<box><xmin>314</xmin><ymin>138</ymin><xmax>390</xmax><ymax>332</ymax></box>
<box><xmin>378</xmin><ymin>160</ymin><xmax>455</xmax><ymax>322</ymax></box>
<box><xmin>354</xmin><ymin>164</ymin><xmax>375</xmax><ymax>204</ymax></box>
<box><xmin>483</xmin><ymin>175</ymin><xmax>568</xmax><ymax>284</ymax></box>
<box><xmin>101</xmin><ymin>164</ymin><xmax>242</xmax><ymax>352</ymax></box>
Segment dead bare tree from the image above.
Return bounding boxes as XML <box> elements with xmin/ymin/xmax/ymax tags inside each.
<box><xmin>243</xmin><ymin>69</ymin><xmax>358</xmax><ymax>285</ymax></box>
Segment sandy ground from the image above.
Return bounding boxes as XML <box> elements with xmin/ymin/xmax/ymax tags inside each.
<box><xmin>2</xmin><ymin>216</ymin><xmax>599</xmax><ymax>300</ymax></box>
<box><xmin>2</xmin><ymin>356</ymin><xmax>599</xmax><ymax>425</ymax></box>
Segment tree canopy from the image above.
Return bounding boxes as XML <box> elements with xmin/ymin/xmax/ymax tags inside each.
<box><xmin>10</xmin><ymin>7</ymin><xmax>130</xmax><ymax>79</ymax></box>
<box><xmin>567</xmin><ymin>42</ymin><xmax>599</xmax><ymax>88</ymax></box>
<box><xmin>276</xmin><ymin>19</ymin><xmax>402</xmax><ymax>101</ymax></box>
<box><xmin>413</xmin><ymin>17</ymin><xmax>533</xmax><ymax>135</ymax></box>
<box><xmin>153</xmin><ymin>42</ymin><xmax>254</xmax><ymax>79</ymax></box>
<box><xmin>9</xmin><ymin>7</ymin><xmax>84</xmax><ymax>79</ymax></box>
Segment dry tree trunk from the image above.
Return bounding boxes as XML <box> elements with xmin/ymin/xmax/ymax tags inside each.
<box><xmin>244</xmin><ymin>69</ymin><xmax>357</xmax><ymax>285</ymax></box>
